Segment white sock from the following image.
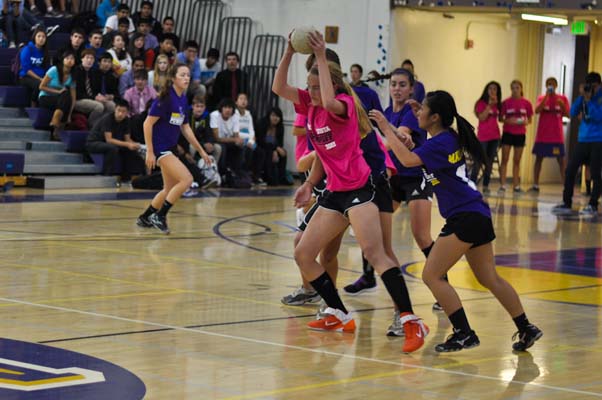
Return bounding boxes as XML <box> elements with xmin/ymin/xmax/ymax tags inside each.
<box><xmin>47</xmin><ymin>6</ymin><xmax>53</xmax><ymax>12</ymax></box>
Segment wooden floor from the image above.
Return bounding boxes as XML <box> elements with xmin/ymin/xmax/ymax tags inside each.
<box><xmin>0</xmin><ymin>184</ymin><xmax>601</xmax><ymax>399</ymax></box>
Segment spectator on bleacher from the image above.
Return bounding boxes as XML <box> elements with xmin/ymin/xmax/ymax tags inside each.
<box><xmin>255</xmin><ymin>107</ymin><xmax>288</xmax><ymax>186</ymax></box>
<box><xmin>189</xmin><ymin>95</ymin><xmax>221</xmax><ymax>163</ymax></box>
<box><xmin>147</xmin><ymin>33</ymin><xmax>176</xmax><ymax>69</ymax></box>
<box><xmin>128</xmin><ymin>98</ymin><xmax>152</xmax><ymax>144</ymax></box>
<box><xmin>27</xmin><ymin>0</ymin><xmax>61</xmax><ymax>17</ymax></box>
<box><xmin>73</xmin><ymin>48</ymin><xmax>106</xmax><ymax>128</ymax></box>
<box><xmin>97</xmin><ymin>52</ymin><xmax>119</xmax><ymax>106</ymax></box>
<box><xmin>349</xmin><ymin>63</ymin><xmax>366</xmax><ymax>87</ymax></box>
<box><xmin>85</xmin><ymin>98</ymin><xmax>144</xmax><ymax>181</ymax></box>
<box><xmin>136</xmin><ymin>18</ymin><xmax>158</xmax><ymax>51</ymax></box>
<box><xmin>103</xmin><ymin>3</ymin><xmax>134</xmax><ymax>35</ymax></box>
<box><xmin>148</xmin><ymin>54</ymin><xmax>168</xmax><ymax>92</ymax></box>
<box><xmin>176</xmin><ymin>40</ymin><xmax>204</xmax><ymax>99</ymax></box>
<box><xmin>123</xmin><ymin>69</ymin><xmax>157</xmax><ymax>117</ymax></box>
<box><xmin>401</xmin><ymin>59</ymin><xmax>425</xmax><ymax>103</ymax></box>
<box><xmin>200</xmin><ymin>47</ymin><xmax>220</xmax><ymax>86</ymax></box>
<box><xmin>211</xmin><ymin>98</ymin><xmax>243</xmax><ymax>174</ymax></box>
<box><xmin>18</xmin><ymin>27</ymin><xmax>48</xmax><ymax>106</ymax></box>
<box><xmin>2</xmin><ymin>0</ymin><xmax>46</xmax><ymax>48</ymax></box>
<box><xmin>85</xmin><ymin>29</ymin><xmax>106</xmax><ymax>65</ymax></box>
<box><xmin>38</xmin><ymin>49</ymin><xmax>76</xmax><ymax>140</ymax></box>
<box><xmin>127</xmin><ymin>32</ymin><xmax>148</xmax><ymax>61</ymax></box>
<box><xmin>54</xmin><ymin>27</ymin><xmax>84</xmax><ymax>66</ymax></box>
<box><xmin>235</xmin><ymin>92</ymin><xmax>265</xmax><ymax>184</ymax></box>
<box><xmin>131</xmin><ymin>0</ymin><xmax>161</xmax><ymax>36</ymax></box>
<box><xmin>211</xmin><ymin>51</ymin><xmax>247</xmax><ymax>109</ymax></box>
<box><xmin>95</xmin><ymin>0</ymin><xmax>118</xmax><ymax>28</ymax></box>
<box><xmin>159</xmin><ymin>16</ymin><xmax>179</xmax><ymax>50</ymax></box>
<box><xmin>102</xmin><ymin>16</ymin><xmax>129</xmax><ymax>49</ymax></box>
<box><xmin>107</xmin><ymin>33</ymin><xmax>131</xmax><ymax>77</ymax></box>
<box><xmin>119</xmin><ymin>56</ymin><xmax>145</xmax><ymax>96</ymax></box>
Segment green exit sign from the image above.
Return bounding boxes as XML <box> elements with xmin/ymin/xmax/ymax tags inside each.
<box><xmin>571</xmin><ymin>21</ymin><xmax>588</xmax><ymax>35</ymax></box>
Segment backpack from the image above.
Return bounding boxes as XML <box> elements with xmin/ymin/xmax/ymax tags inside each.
<box><xmin>197</xmin><ymin>156</ymin><xmax>221</xmax><ymax>187</ymax></box>
<box><xmin>223</xmin><ymin>168</ymin><xmax>252</xmax><ymax>189</ymax></box>
<box><xmin>71</xmin><ymin>11</ymin><xmax>99</xmax><ymax>35</ymax></box>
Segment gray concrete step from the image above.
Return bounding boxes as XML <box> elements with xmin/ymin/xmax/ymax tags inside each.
<box><xmin>24</xmin><ymin>163</ymin><xmax>100</xmax><ymax>174</ymax></box>
<box><xmin>0</xmin><ymin>107</ymin><xmax>25</xmax><ymax>118</ymax></box>
<box><xmin>0</xmin><ymin>150</ymin><xmax>83</xmax><ymax>164</ymax></box>
<box><xmin>27</xmin><ymin>141</ymin><xmax>67</xmax><ymax>152</ymax></box>
<box><xmin>28</xmin><ymin>175</ymin><xmax>118</xmax><ymax>189</ymax></box>
<box><xmin>0</xmin><ymin>118</ymin><xmax>33</xmax><ymax>128</ymax></box>
<box><xmin>0</xmin><ymin>141</ymin><xmax>26</xmax><ymax>150</ymax></box>
<box><xmin>0</xmin><ymin>128</ymin><xmax>50</xmax><ymax>141</ymax></box>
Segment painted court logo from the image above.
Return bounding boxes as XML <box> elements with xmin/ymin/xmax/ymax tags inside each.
<box><xmin>0</xmin><ymin>338</ymin><xmax>146</xmax><ymax>400</ymax></box>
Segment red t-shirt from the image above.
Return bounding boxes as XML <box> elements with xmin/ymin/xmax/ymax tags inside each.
<box><xmin>501</xmin><ymin>97</ymin><xmax>534</xmax><ymax>135</ymax></box>
<box><xmin>535</xmin><ymin>94</ymin><xmax>569</xmax><ymax>143</ymax></box>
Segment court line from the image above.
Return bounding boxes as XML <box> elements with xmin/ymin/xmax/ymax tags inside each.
<box><xmin>1</xmin><ymin>296</ymin><xmax>599</xmax><ymax>398</ymax></box>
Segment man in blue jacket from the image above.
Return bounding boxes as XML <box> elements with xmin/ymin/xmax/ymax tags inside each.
<box><xmin>95</xmin><ymin>0</ymin><xmax>118</xmax><ymax>28</ymax></box>
<box><xmin>553</xmin><ymin>72</ymin><xmax>602</xmax><ymax>216</ymax></box>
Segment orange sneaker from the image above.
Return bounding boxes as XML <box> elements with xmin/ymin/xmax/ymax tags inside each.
<box><xmin>307</xmin><ymin>307</ymin><xmax>356</xmax><ymax>333</ymax></box>
<box><xmin>400</xmin><ymin>312</ymin><xmax>429</xmax><ymax>353</ymax></box>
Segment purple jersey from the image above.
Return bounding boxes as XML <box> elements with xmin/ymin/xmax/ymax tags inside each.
<box><xmin>352</xmin><ymin>85</ymin><xmax>383</xmax><ymax>113</ymax></box>
<box><xmin>384</xmin><ymin>104</ymin><xmax>426</xmax><ymax>177</ymax></box>
<box><xmin>149</xmin><ymin>87</ymin><xmax>189</xmax><ymax>153</ymax></box>
<box><xmin>414</xmin><ymin>130</ymin><xmax>491</xmax><ymax>219</ymax></box>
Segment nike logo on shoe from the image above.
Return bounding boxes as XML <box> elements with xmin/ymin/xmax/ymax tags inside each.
<box><xmin>351</xmin><ymin>198</ymin><xmax>360</xmax><ymax>204</ymax></box>
<box><xmin>325</xmin><ymin>320</ymin><xmax>340</xmax><ymax>327</ymax></box>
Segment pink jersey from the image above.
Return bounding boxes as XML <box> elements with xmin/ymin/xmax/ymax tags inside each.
<box><xmin>294</xmin><ymin>89</ymin><xmax>371</xmax><ymax>191</ymax></box>
<box><xmin>535</xmin><ymin>94</ymin><xmax>569</xmax><ymax>143</ymax></box>
<box><xmin>501</xmin><ymin>97</ymin><xmax>534</xmax><ymax>135</ymax></box>
<box><xmin>293</xmin><ymin>113</ymin><xmax>308</xmax><ymax>162</ymax></box>
<box><xmin>375</xmin><ymin>132</ymin><xmax>397</xmax><ymax>175</ymax></box>
<box><xmin>475</xmin><ymin>100</ymin><xmax>501</xmax><ymax>142</ymax></box>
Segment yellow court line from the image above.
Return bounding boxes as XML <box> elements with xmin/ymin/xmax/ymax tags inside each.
<box><xmin>1</xmin><ymin>261</ymin><xmax>300</xmax><ymax>309</ymax></box>
<box><xmin>219</xmin><ymin>354</ymin><xmax>527</xmax><ymax>400</ymax></box>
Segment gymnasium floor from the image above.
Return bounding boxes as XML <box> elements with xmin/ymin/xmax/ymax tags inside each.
<box><xmin>0</xmin><ymin>184</ymin><xmax>600</xmax><ymax>399</ymax></box>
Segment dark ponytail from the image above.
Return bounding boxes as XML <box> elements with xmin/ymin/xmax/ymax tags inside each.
<box><xmin>425</xmin><ymin>90</ymin><xmax>488</xmax><ymax>173</ymax></box>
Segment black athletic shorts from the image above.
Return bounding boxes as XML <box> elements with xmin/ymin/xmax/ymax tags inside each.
<box><xmin>320</xmin><ymin>176</ymin><xmax>375</xmax><ymax>217</ymax></box>
<box><xmin>501</xmin><ymin>132</ymin><xmax>526</xmax><ymax>147</ymax></box>
<box><xmin>372</xmin><ymin>172</ymin><xmax>393</xmax><ymax>213</ymax></box>
<box><xmin>439</xmin><ymin>212</ymin><xmax>496</xmax><ymax>248</ymax></box>
<box><xmin>298</xmin><ymin>196</ymin><xmax>320</xmax><ymax>231</ymax></box>
<box><xmin>390</xmin><ymin>175</ymin><xmax>433</xmax><ymax>204</ymax></box>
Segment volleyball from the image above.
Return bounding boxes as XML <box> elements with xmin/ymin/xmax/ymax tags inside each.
<box><xmin>290</xmin><ymin>26</ymin><xmax>316</xmax><ymax>54</ymax></box>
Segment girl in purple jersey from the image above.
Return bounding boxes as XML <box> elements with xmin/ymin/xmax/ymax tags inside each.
<box><xmin>137</xmin><ymin>63</ymin><xmax>212</xmax><ymax>234</ymax></box>
<box><xmin>273</xmin><ymin>31</ymin><xmax>428</xmax><ymax>353</ymax></box>
<box><xmin>371</xmin><ymin>90</ymin><xmax>542</xmax><ymax>353</ymax></box>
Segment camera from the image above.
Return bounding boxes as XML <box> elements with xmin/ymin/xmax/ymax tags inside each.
<box><xmin>547</xmin><ymin>86</ymin><xmax>554</xmax><ymax>94</ymax></box>
<box><xmin>584</xmin><ymin>83</ymin><xmax>593</xmax><ymax>93</ymax></box>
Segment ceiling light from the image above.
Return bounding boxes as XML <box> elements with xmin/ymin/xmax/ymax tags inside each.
<box><xmin>521</xmin><ymin>13</ymin><xmax>568</xmax><ymax>25</ymax></box>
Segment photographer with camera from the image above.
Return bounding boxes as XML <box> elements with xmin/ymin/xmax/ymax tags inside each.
<box><xmin>552</xmin><ymin>72</ymin><xmax>602</xmax><ymax>216</ymax></box>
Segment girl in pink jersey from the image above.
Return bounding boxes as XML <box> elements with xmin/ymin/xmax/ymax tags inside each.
<box><xmin>499</xmin><ymin>80</ymin><xmax>534</xmax><ymax>193</ymax></box>
<box><xmin>273</xmin><ymin>31</ymin><xmax>428</xmax><ymax>353</ymax></box>
<box><xmin>530</xmin><ymin>77</ymin><xmax>570</xmax><ymax>191</ymax></box>
<box><xmin>472</xmin><ymin>81</ymin><xmax>502</xmax><ymax>193</ymax></box>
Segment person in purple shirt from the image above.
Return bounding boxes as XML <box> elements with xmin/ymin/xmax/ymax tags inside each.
<box><xmin>137</xmin><ymin>63</ymin><xmax>212</xmax><ymax>234</ymax></box>
<box><xmin>401</xmin><ymin>59</ymin><xmax>425</xmax><ymax>103</ymax></box>
<box><xmin>371</xmin><ymin>90</ymin><xmax>542</xmax><ymax>353</ymax></box>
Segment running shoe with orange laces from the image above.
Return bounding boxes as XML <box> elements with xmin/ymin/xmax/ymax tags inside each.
<box><xmin>400</xmin><ymin>312</ymin><xmax>429</xmax><ymax>353</ymax></box>
<box><xmin>307</xmin><ymin>307</ymin><xmax>356</xmax><ymax>333</ymax></box>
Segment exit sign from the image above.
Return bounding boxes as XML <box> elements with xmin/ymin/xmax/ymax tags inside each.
<box><xmin>571</xmin><ymin>21</ymin><xmax>589</xmax><ymax>35</ymax></box>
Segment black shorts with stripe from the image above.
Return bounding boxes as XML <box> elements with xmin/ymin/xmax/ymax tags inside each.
<box><xmin>390</xmin><ymin>175</ymin><xmax>433</xmax><ymax>204</ymax></box>
<box><xmin>320</xmin><ymin>176</ymin><xmax>376</xmax><ymax>217</ymax></box>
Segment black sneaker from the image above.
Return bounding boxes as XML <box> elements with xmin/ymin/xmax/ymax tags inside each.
<box><xmin>343</xmin><ymin>275</ymin><xmax>377</xmax><ymax>295</ymax></box>
<box><xmin>551</xmin><ymin>203</ymin><xmax>573</xmax><ymax>215</ymax></box>
<box><xmin>435</xmin><ymin>329</ymin><xmax>480</xmax><ymax>352</ymax></box>
<box><xmin>512</xmin><ymin>324</ymin><xmax>542</xmax><ymax>352</ymax></box>
<box><xmin>432</xmin><ymin>302</ymin><xmax>444</xmax><ymax>311</ymax></box>
<box><xmin>149</xmin><ymin>213</ymin><xmax>170</xmax><ymax>234</ymax></box>
<box><xmin>136</xmin><ymin>214</ymin><xmax>152</xmax><ymax>228</ymax></box>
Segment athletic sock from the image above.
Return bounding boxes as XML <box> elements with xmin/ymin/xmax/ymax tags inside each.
<box><xmin>361</xmin><ymin>253</ymin><xmax>375</xmax><ymax>281</ymax></box>
<box><xmin>157</xmin><ymin>200</ymin><xmax>173</xmax><ymax>217</ymax></box>
<box><xmin>513</xmin><ymin>313</ymin><xmax>530</xmax><ymax>331</ymax></box>
<box><xmin>310</xmin><ymin>272</ymin><xmax>348</xmax><ymax>314</ymax></box>
<box><xmin>449</xmin><ymin>308</ymin><xmax>472</xmax><ymax>333</ymax></box>
<box><xmin>141</xmin><ymin>205</ymin><xmax>157</xmax><ymax>218</ymax></box>
<box><xmin>380</xmin><ymin>267</ymin><xmax>413</xmax><ymax>314</ymax></box>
